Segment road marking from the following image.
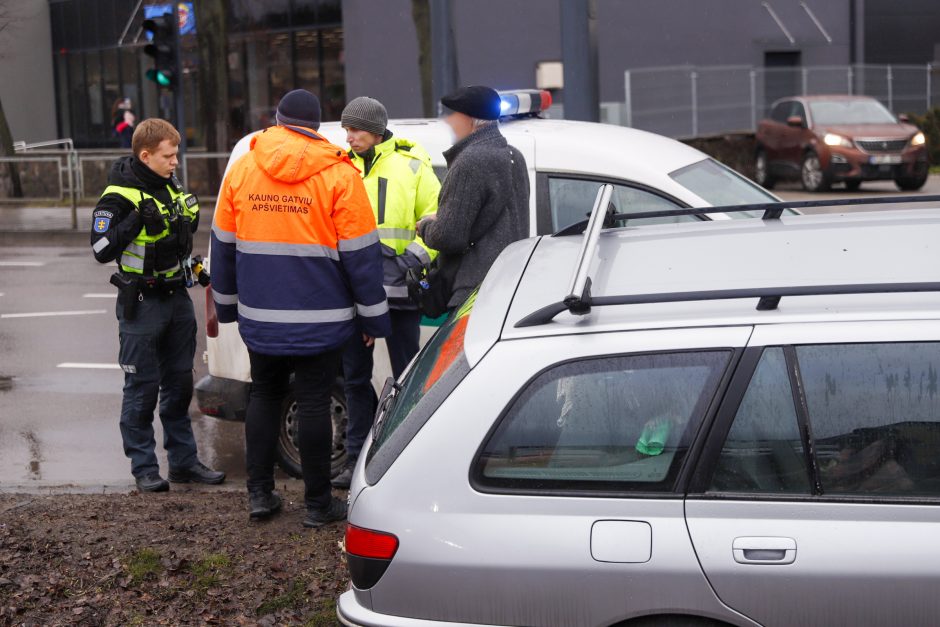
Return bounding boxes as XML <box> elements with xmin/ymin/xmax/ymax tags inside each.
<box><xmin>83</xmin><ymin>293</ymin><xmax>117</xmax><ymax>299</ymax></box>
<box><xmin>1</xmin><ymin>309</ymin><xmax>107</xmax><ymax>319</ymax></box>
<box><xmin>57</xmin><ymin>362</ymin><xmax>121</xmax><ymax>370</ymax></box>
<box><xmin>0</xmin><ymin>261</ymin><xmax>44</xmax><ymax>267</ymax></box>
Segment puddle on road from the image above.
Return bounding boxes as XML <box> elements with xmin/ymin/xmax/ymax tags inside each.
<box><xmin>20</xmin><ymin>430</ymin><xmax>43</xmax><ymax>480</ymax></box>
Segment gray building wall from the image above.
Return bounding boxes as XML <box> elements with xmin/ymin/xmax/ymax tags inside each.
<box><xmin>0</xmin><ymin>0</ymin><xmax>56</xmax><ymax>143</ymax></box>
<box><xmin>343</xmin><ymin>0</ymin><xmax>852</xmax><ymax>117</ymax></box>
<box><xmin>864</xmin><ymin>0</ymin><xmax>940</xmax><ymax>64</ymax></box>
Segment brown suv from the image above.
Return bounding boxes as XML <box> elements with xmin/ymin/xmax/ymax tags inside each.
<box><xmin>755</xmin><ymin>95</ymin><xmax>928</xmax><ymax>192</ymax></box>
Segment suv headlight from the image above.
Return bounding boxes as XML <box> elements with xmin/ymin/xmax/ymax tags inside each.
<box><xmin>911</xmin><ymin>131</ymin><xmax>926</xmax><ymax>146</ymax></box>
<box><xmin>823</xmin><ymin>133</ymin><xmax>853</xmax><ymax>148</ymax></box>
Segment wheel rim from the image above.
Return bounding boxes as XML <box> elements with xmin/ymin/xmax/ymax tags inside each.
<box><xmin>802</xmin><ymin>155</ymin><xmax>823</xmax><ymax>189</ymax></box>
<box><xmin>756</xmin><ymin>153</ymin><xmax>768</xmax><ymax>184</ymax></box>
<box><xmin>278</xmin><ymin>393</ymin><xmax>348</xmax><ymax>469</ymax></box>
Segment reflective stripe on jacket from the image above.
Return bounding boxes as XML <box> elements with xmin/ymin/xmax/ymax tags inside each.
<box><xmin>348</xmin><ymin>136</ymin><xmax>440</xmax><ymax>303</ymax></box>
<box><xmin>101</xmin><ymin>184</ymin><xmax>199</xmax><ymax>276</ymax></box>
<box><xmin>210</xmin><ymin>125</ymin><xmax>391</xmax><ymax>356</ymax></box>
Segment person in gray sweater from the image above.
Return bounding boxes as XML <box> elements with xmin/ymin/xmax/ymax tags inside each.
<box><xmin>417</xmin><ymin>85</ymin><xmax>530</xmax><ymax>309</ymax></box>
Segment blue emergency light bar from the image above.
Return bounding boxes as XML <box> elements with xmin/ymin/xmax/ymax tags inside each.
<box><xmin>498</xmin><ymin>89</ymin><xmax>553</xmax><ymax>118</ymax></box>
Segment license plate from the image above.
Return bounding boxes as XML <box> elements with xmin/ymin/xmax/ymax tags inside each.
<box><xmin>869</xmin><ymin>154</ymin><xmax>902</xmax><ymax>165</ymax></box>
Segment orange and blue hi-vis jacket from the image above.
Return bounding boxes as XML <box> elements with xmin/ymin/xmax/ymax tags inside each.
<box><xmin>210</xmin><ymin>124</ymin><xmax>391</xmax><ymax>355</ymax></box>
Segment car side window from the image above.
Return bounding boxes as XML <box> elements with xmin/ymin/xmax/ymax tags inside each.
<box><xmin>798</xmin><ymin>342</ymin><xmax>940</xmax><ymax>496</ymax></box>
<box><xmin>791</xmin><ymin>102</ymin><xmax>807</xmax><ymax>125</ymax></box>
<box><xmin>547</xmin><ymin>177</ymin><xmax>693</xmax><ymax>232</ymax></box>
<box><xmin>708</xmin><ymin>342</ymin><xmax>940</xmax><ymax>499</ymax></box>
<box><xmin>710</xmin><ymin>348</ymin><xmax>811</xmax><ymax>494</ymax></box>
<box><xmin>474</xmin><ymin>350</ymin><xmax>731</xmax><ymax>493</ymax></box>
<box><xmin>770</xmin><ymin>101</ymin><xmax>791</xmax><ymax>123</ymax></box>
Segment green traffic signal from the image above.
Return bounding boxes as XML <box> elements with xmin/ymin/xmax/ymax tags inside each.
<box><xmin>145</xmin><ymin>68</ymin><xmax>173</xmax><ymax>87</ymax></box>
<box><xmin>142</xmin><ymin>13</ymin><xmax>177</xmax><ymax>89</ymax></box>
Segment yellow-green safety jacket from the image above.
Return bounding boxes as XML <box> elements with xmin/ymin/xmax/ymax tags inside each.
<box><xmin>100</xmin><ymin>184</ymin><xmax>200</xmax><ymax>277</ymax></box>
<box><xmin>348</xmin><ymin>135</ymin><xmax>440</xmax><ymax>304</ymax></box>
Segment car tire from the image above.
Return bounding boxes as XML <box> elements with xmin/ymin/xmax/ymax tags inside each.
<box><xmin>844</xmin><ymin>180</ymin><xmax>862</xmax><ymax>191</ymax></box>
<box><xmin>276</xmin><ymin>381</ymin><xmax>349</xmax><ymax>479</ymax></box>
<box><xmin>895</xmin><ymin>173</ymin><xmax>928</xmax><ymax>191</ymax></box>
<box><xmin>801</xmin><ymin>151</ymin><xmax>831</xmax><ymax>192</ymax></box>
<box><xmin>754</xmin><ymin>149</ymin><xmax>775</xmax><ymax>189</ymax></box>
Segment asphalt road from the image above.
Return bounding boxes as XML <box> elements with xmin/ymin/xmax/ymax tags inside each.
<box><xmin>0</xmin><ymin>246</ymin><xmax>247</xmax><ymax>491</ymax></box>
<box><xmin>773</xmin><ymin>173</ymin><xmax>940</xmax><ymax>210</ymax></box>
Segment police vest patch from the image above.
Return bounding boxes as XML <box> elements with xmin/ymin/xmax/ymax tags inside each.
<box><xmin>184</xmin><ymin>194</ymin><xmax>198</xmax><ymax>208</ymax></box>
<box><xmin>94</xmin><ymin>217</ymin><xmax>111</xmax><ymax>233</ymax></box>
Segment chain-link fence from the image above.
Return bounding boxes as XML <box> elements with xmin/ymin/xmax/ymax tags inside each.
<box><xmin>625</xmin><ymin>63</ymin><xmax>940</xmax><ymax>139</ymax></box>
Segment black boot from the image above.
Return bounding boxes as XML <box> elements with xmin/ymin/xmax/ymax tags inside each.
<box><xmin>330</xmin><ymin>459</ymin><xmax>356</xmax><ymax>490</ymax></box>
<box><xmin>303</xmin><ymin>497</ymin><xmax>347</xmax><ymax>528</ymax></box>
<box><xmin>135</xmin><ymin>472</ymin><xmax>170</xmax><ymax>493</ymax></box>
<box><xmin>248</xmin><ymin>490</ymin><xmax>283</xmax><ymax>520</ymax></box>
<box><xmin>168</xmin><ymin>461</ymin><xmax>226</xmax><ymax>485</ymax></box>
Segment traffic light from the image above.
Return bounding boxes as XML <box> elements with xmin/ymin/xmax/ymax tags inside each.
<box><xmin>143</xmin><ymin>13</ymin><xmax>177</xmax><ymax>88</ymax></box>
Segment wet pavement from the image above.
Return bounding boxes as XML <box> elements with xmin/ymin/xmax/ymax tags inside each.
<box><xmin>0</xmin><ymin>244</ymin><xmax>249</xmax><ymax>492</ymax></box>
<box><xmin>774</xmin><ymin>174</ymin><xmax>940</xmax><ymax>208</ymax></box>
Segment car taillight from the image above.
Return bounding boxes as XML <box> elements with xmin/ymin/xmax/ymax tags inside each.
<box><xmin>345</xmin><ymin>524</ymin><xmax>399</xmax><ymax>559</ymax></box>
<box><xmin>205</xmin><ymin>286</ymin><xmax>218</xmax><ymax>338</ymax></box>
<box><xmin>345</xmin><ymin>524</ymin><xmax>399</xmax><ymax>589</ymax></box>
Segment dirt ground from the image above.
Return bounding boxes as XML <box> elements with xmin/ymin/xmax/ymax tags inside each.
<box><xmin>0</xmin><ymin>485</ymin><xmax>348</xmax><ymax>626</ymax></box>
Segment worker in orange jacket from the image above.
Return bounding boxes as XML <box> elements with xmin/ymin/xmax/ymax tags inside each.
<box><xmin>211</xmin><ymin>89</ymin><xmax>391</xmax><ymax>527</ymax></box>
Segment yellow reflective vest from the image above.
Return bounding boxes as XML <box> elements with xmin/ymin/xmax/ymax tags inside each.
<box><xmin>348</xmin><ymin>135</ymin><xmax>440</xmax><ymax>302</ymax></box>
<box><xmin>100</xmin><ymin>184</ymin><xmax>200</xmax><ymax>277</ymax></box>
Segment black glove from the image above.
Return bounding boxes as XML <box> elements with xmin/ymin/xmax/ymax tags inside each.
<box><xmin>138</xmin><ymin>198</ymin><xmax>164</xmax><ymax>236</ymax></box>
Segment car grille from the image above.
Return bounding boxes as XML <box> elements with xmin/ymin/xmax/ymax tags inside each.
<box><xmin>856</xmin><ymin>138</ymin><xmax>909</xmax><ymax>153</ymax></box>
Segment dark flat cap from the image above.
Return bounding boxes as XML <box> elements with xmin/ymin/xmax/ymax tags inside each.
<box><xmin>440</xmin><ymin>85</ymin><xmax>501</xmax><ymax>121</ymax></box>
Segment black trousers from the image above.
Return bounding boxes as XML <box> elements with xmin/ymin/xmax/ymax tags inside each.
<box><xmin>117</xmin><ymin>290</ymin><xmax>198</xmax><ymax>478</ymax></box>
<box><xmin>245</xmin><ymin>348</ymin><xmax>341</xmax><ymax>510</ymax></box>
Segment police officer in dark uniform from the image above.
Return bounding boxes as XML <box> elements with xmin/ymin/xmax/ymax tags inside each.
<box><xmin>90</xmin><ymin>118</ymin><xmax>224</xmax><ymax>492</ymax></box>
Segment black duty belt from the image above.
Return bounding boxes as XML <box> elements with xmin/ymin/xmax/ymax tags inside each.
<box><xmin>136</xmin><ymin>274</ymin><xmax>186</xmax><ymax>297</ymax></box>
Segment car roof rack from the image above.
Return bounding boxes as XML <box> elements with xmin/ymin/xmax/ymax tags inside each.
<box><xmin>516</xmin><ymin>186</ymin><xmax>940</xmax><ymax>328</ymax></box>
<box><xmin>553</xmin><ymin>193</ymin><xmax>940</xmax><ymax>236</ymax></box>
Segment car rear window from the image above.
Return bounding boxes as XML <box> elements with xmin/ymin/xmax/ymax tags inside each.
<box><xmin>669</xmin><ymin>158</ymin><xmax>781</xmax><ymax>216</ymax></box>
<box><xmin>365</xmin><ymin>292</ymin><xmax>476</xmax><ymax>484</ymax></box>
<box><xmin>474</xmin><ymin>350</ymin><xmax>731</xmax><ymax>494</ymax></box>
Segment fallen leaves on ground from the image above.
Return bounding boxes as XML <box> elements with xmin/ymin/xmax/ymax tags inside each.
<box><xmin>0</xmin><ymin>486</ymin><xmax>346</xmax><ymax>626</ymax></box>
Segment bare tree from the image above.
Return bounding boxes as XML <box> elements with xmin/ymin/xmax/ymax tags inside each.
<box><xmin>411</xmin><ymin>0</ymin><xmax>434</xmax><ymax>117</ymax></box>
<box><xmin>0</xmin><ymin>0</ymin><xmax>22</xmax><ymax>197</ymax></box>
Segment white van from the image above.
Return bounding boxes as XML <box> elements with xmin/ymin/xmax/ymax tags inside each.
<box><xmin>195</xmin><ymin>90</ymin><xmax>781</xmax><ymax>477</ymax></box>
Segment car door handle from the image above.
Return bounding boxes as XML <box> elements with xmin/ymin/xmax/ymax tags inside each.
<box><xmin>732</xmin><ymin>537</ymin><xmax>797</xmax><ymax>565</ymax></box>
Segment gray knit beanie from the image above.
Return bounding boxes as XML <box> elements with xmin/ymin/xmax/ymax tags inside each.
<box><xmin>341</xmin><ymin>97</ymin><xmax>388</xmax><ymax>136</ymax></box>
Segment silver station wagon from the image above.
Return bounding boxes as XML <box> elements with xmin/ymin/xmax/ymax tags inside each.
<box><xmin>339</xmin><ymin>189</ymin><xmax>940</xmax><ymax>627</ymax></box>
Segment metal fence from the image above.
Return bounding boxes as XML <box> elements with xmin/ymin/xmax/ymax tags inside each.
<box><xmin>621</xmin><ymin>63</ymin><xmax>940</xmax><ymax>139</ymax></box>
<box><xmin>0</xmin><ymin>145</ymin><xmax>229</xmax><ymax>228</ymax></box>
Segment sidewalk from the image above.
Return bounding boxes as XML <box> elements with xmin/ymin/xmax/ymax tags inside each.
<box><xmin>0</xmin><ymin>205</ymin><xmax>215</xmax><ymax>247</ymax></box>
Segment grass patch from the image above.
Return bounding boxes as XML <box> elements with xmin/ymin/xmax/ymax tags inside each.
<box><xmin>257</xmin><ymin>578</ymin><xmax>307</xmax><ymax>615</ymax></box>
<box><xmin>124</xmin><ymin>548</ymin><xmax>162</xmax><ymax>584</ymax></box>
<box><xmin>930</xmin><ymin>165</ymin><xmax>940</xmax><ymax>174</ymax></box>
<box><xmin>189</xmin><ymin>552</ymin><xmax>232</xmax><ymax>592</ymax></box>
<box><xmin>304</xmin><ymin>598</ymin><xmax>337</xmax><ymax>626</ymax></box>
